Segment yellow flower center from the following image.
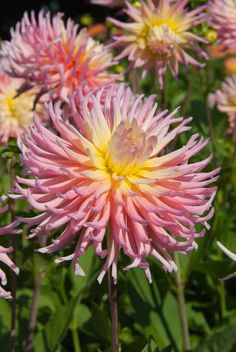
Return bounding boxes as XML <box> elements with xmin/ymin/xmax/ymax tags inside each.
<box><xmin>1</xmin><ymin>92</ymin><xmax>33</xmax><ymax>125</ymax></box>
<box><xmin>104</xmin><ymin>119</ymin><xmax>156</xmax><ymax>178</ymax></box>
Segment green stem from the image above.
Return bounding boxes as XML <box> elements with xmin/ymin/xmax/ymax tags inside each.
<box><xmin>174</xmin><ymin>253</ymin><xmax>191</xmax><ymax>352</ymax></box>
<box><xmin>72</xmin><ymin>328</ymin><xmax>82</xmax><ymax>352</ymax></box>
<box><xmin>108</xmin><ymin>268</ymin><xmax>119</xmax><ymax>352</ymax></box>
<box><xmin>25</xmin><ymin>272</ymin><xmax>44</xmax><ymax>352</ymax></box>
<box><xmin>130</xmin><ymin>68</ymin><xmax>139</xmax><ymax>93</ymax></box>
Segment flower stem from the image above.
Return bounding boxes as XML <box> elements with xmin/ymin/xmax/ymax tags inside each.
<box><xmin>108</xmin><ymin>269</ymin><xmax>119</xmax><ymax>352</ymax></box>
<box><xmin>71</xmin><ymin>328</ymin><xmax>82</xmax><ymax>352</ymax></box>
<box><xmin>130</xmin><ymin>68</ymin><xmax>139</xmax><ymax>93</ymax></box>
<box><xmin>174</xmin><ymin>253</ymin><xmax>191</xmax><ymax>352</ymax></box>
<box><xmin>9</xmin><ymin>156</ymin><xmax>17</xmax><ymax>352</ymax></box>
<box><xmin>25</xmin><ymin>272</ymin><xmax>44</xmax><ymax>352</ymax></box>
<box><xmin>182</xmin><ymin>68</ymin><xmax>195</xmax><ymax>117</ymax></box>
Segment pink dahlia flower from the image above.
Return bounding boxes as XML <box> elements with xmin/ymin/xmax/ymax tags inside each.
<box><xmin>0</xmin><ymin>196</ymin><xmax>20</xmax><ymax>299</ymax></box>
<box><xmin>209</xmin><ymin>0</ymin><xmax>236</xmax><ymax>49</ymax></box>
<box><xmin>0</xmin><ymin>11</ymin><xmax>119</xmax><ymax>101</ymax></box>
<box><xmin>16</xmin><ymin>85</ymin><xmax>219</xmax><ymax>283</ymax></box>
<box><xmin>0</xmin><ymin>70</ymin><xmax>47</xmax><ymax>146</ymax></box>
<box><xmin>91</xmin><ymin>0</ymin><xmax>125</xmax><ymax>8</ymax></box>
<box><xmin>110</xmin><ymin>0</ymin><xmax>208</xmax><ymax>88</ymax></box>
<box><xmin>208</xmin><ymin>75</ymin><xmax>236</xmax><ymax>134</ymax></box>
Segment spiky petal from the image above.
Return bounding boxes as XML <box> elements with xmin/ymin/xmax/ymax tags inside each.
<box><xmin>91</xmin><ymin>0</ymin><xmax>124</xmax><ymax>8</ymax></box>
<box><xmin>16</xmin><ymin>85</ymin><xmax>219</xmax><ymax>283</ymax></box>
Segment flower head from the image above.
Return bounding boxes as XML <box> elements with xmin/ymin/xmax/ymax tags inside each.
<box><xmin>1</xmin><ymin>11</ymin><xmax>119</xmax><ymax>101</ymax></box>
<box><xmin>17</xmin><ymin>85</ymin><xmax>219</xmax><ymax>283</ymax></box>
<box><xmin>208</xmin><ymin>75</ymin><xmax>236</xmax><ymax>134</ymax></box>
<box><xmin>0</xmin><ymin>196</ymin><xmax>20</xmax><ymax>299</ymax></box>
<box><xmin>209</xmin><ymin>0</ymin><xmax>236</xmax><ymax>49</ymax></box>
<box><xmin>91</xmin><ymin>0</ymin><xmax>125</xmax><ymax>8</ymax></box>
<box><xmin>110</xmin><ymin>0</ymin><xmax>207</xmax><ymax>87</ymax></box>
<box><xmin>0</xmin><ymin>70</ymin><xmax>46</xmax><ymax>146</ymax></box>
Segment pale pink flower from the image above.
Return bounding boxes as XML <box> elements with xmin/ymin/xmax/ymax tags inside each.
<box><xmin>208</xmin><ymin>75</ymin><xmax>236</xmax><ymax>134</ymax></box>
<box><xmin>0</xmin><ymin>11</ymin><xmax>120</xmax><ymax>101</ymax></box>
<box><xmin>109</xmin><ymin>0</ymin><xmax>208</xmax><ymax>88</ymax></box>
<box><xmin>209</xmin><ymin>0</ymin><xmax>236</xmax><ymax>49</ymax></box>
<box><xmin>16</xmin><ymin>85</ymin><xmax>219</xmax><ymax>283</ymax></box>
<box><xmin>0</xmin><ymin>70</ymin><xmax>47</xmax><ymax>146</ymax></box>
<box><xmin>91</xmin><ymin>0</ymin><xmax>125</xmax><ymax>8</ymax></box>
<box><xmin>217</xmin><ymin>241</ymin><xmax>236</xmax><ymax>280</ymax></box>
<box><xmin>0</xmin><ymin>196</ymin><xmax>20</xmax><ymax>299</ymax></box>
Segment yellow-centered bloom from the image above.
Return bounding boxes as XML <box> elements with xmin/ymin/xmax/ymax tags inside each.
<box><xmin>110</xmin><ymin>0</ymin><xmax>208</xmax><ymax>88</ymax></box>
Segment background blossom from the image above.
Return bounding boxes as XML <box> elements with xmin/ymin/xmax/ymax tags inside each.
<box><xmin>0</xmin><ymin>70</ymin><xmax>46</xmax><ymax>145</ymax></box>
<box><xmin>16</xmin><ymin>85</ymin><xmax>218</xmax><ymax>283</ymax></box>
<box><xmin>209</xmin><ymin>0</ymin><xmax>236</xmax><ymax>49</ymax></box>
<box><xmin>109</xmin><ymin>0</ymin><xmax>208</xmax><ymax>87</ymax></box>
<box><xmin>208</xmin><ymin>75</ymin><xmax>236</xmax><ymax>134</ymax></box>
<box><xmin>0</xmin><ymin>11</ymin><xmax>120</xmax><ymax>101</ymax></box>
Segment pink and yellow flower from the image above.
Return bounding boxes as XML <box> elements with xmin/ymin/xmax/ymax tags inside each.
<box><xmin>16</xmin><ymin>85</ymin><xmax>219</xmax><ymax>283</ymax></box>
<box><xmin>110</xmin><ymin>0</ymin><xmax>208</xmax><ymax>88</ymax></box>
<box><xmin>0</xmin><ymin>71</ymin><xmax>46</xmax><ymax>146</ymax></box>
<box><xmin>1</xmin><ymin>11</ymin><xmax>119</xmax><ymax>101</ymax></box>
<box><xmin>209</xmin><ymin>0</ymin><xmax>236</xmax><ymax>49</ymax></box>
<box><xmin>0</xmin><ymin>196</ymin><xmax>20</xmax><ymax>299</ymax></box>
<box><xmin>208</xmin><ymin>75</ymin><xmax>236</xmax><ymax>134</ymax></box>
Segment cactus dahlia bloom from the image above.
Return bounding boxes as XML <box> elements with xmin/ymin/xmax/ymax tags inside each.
<box><xmin>208</xmin><ymin>75</ymin><xmax>236</xmax><ymax>134</ymax></box>
<box><xmin>91</xmin><ymin>0</ymin><xmax>125</xmax><ymax>8</ymax></box>
<box><xmin>0</xmin><ymin>11</ymin><xmax>119</xmax><ymax>102</ymax></box>
<box><xmin>110</xmin><ymin>0</ymin><xmax>208</xmax><ymax>88</ymax></box>
<box><xmin>209</xmin><ymin>0</ymin><xmax>236</xmax><ymax>49</ymax></box>
<box><xmin>0</xmin><ymin>196</ymin><xmax>20</xmax><ymax>299</ymax></box>
<box><xmin>0</xmin><ymin>71</ymin><xmax>46</xmax><ymax>146</ymax></box>
<box><xmin>16</xmin><ymin>85</ymin><xmax>219</xmax><ymax>283</ymax></box>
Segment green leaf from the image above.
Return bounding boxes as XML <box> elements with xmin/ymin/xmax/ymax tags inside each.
<box><xmin>33</xmin><ymin>293</ymin><xmax>80</xmax><ymax>352</ymax></box>
<box><xmin>193</xmin><ymin>324</ymin><xmax>236</xmax><ymax>352</ymax></box>
<box><xmin>141</xmin><ymin>336</ymin><xmax>163</xmax><ymax>352</ymax></box>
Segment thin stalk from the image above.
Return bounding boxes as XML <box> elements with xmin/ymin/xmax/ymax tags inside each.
<box><xmin>160</xmin><ymin>81</ymin><xmax>166</xmax><ymax>111</ymax></box>
<box><xmin>71</xmin><ymin>328</ymin><xmax>82</xmax><ymax>352</ymax></box>
<box><xmin>108</xmin><ymin>269</ymin><xmax>119</xmax><ymax>352</ymax></box>
<box><xmin>206</xmin><ymin>106</ymin><xmax>215</xmax><ymax>150</ymax></box>
<box><xmin>182</xmin><ymin>68</ymin><xmax>195</xmax><ymax>117</ymax></box>
<box><xmin>174</xmin><ymin>253</ymin><xmax>191</xmax><ymax>352</ymax></box>
<box><xmin>25</xmin><ymin>272</ymin><xmax>44</xmax><ymax>352</ymax></box>
<box><xmin>130</xmin><ymin>68</ymin><xmax>139</xmax><ymax>93</ymax></box>
<box><xmin>9</xmin><ymin>156</ymin><xmax>17</xmax><ymax>352</ymax></box>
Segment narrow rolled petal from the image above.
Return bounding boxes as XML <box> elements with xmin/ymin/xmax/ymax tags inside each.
<box><xmin>217</xmin><ymin>241</ymin><xmax>236</xmax><ymax>261</ymax></box>
<box><xmin>0</xmin><ymin>196</ymin><xmax>20</xmax><ymax>299</ymax></box>
<box><xmin>0</xmin><ymin>11</ymin><xmax>121</xmax><ymax>102</ymax></box>
<box><xmin>17</xmin><ymin>85</ymin><xmax>219</xmax><ymax>283</ymax></box>
<box><xmin>91</xmin><ymin>0</ymin><xmax>124</xmax><ymax>8</ymax></box>
<box><xmin>110</xmin><ymin>0</ymin><xmax>208</xmax><ymax>87</ymax></box>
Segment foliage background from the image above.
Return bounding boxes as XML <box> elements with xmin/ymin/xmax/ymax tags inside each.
<box><xmin>1</xmin><ymin>1</ymin><xmax>236</xmax><ymax>351</ymax></box>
